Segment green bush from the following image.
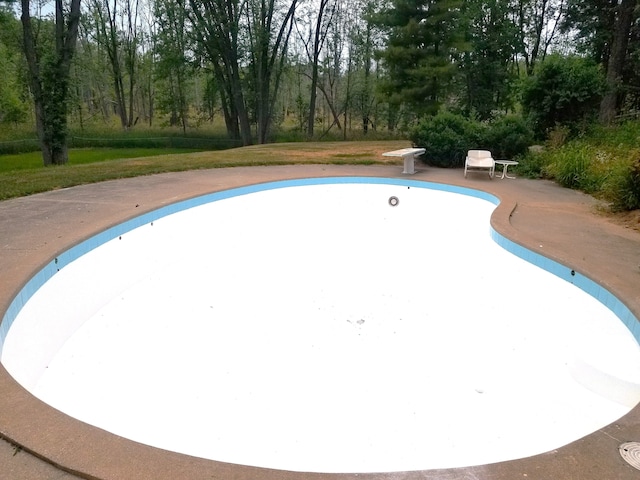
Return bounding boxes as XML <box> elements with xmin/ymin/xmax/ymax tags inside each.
<box><xmin>410</xmin><ymin>112</ymin><xmax>533</xmax><ymax>167</ymax></box>
<box><xmin>481</xmin><ymin>115</ymin><xmax>534</xmax><ymax>159</ymax></box>
<box><xmin>67</xmin><ymin>133</ymin><xmax>240</xmax><ymax>150</ymax></box>
<box><xmin>516</xmin><ymin>149</ymin><xmax>548</xmax><ymax>178</ymax></box>
<box><xmin>410</xmin><ymin>112</ymin><xmax>484</xmax><ymax>167</ymax></box>
<box><xmin>603</xmin><ymin>155</ymin><xmax>640</xmax><ymax>211</ymax></box>
<box><xmin>518</xmin><ymin>123</ymin><xmax>640</xmax><ymax>211</ymax></box>
<box><xmin>521</xmin><ymin>55</ymin><xmax>605</xmax><ymax>139</ymax></box>
<box><xmin>585</xmin><ymin>120</ymin><xmax>640</xmax><ymax>148</ymax></box>
<box><xmin>0</xmin><ymin>138</ymin><xmax>40</xmax><ymax>155</ymax></box>
<box><xmin>544</xmin><ymin>143</ymin><xmax>603</xmax><ymax>192</ymax></box>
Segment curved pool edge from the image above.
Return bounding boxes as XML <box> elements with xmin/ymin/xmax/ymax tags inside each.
<box><xmin>0</xmin><ymin>176</ymin><xmax>502</xmax><ymax>352</ymax></box>
<box><xmin>3</xmin><ymin>175</ymin><xmax>637</xmax><ymax>350</ymax></box>
<box><xmin>0</xmin><ymin>164</ymin><xmax>639</xmax><ymax>480</ymax></box>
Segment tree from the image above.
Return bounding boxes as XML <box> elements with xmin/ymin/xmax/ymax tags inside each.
<box><xmin>88</xmin><ymin>0</ymin><xmax>140</xmax><ymax>129</ymax></box>
<box><xmin>0</xmin><ymin>43</ymin><xmax>28</xmax><ymax>124</ymax></box>
<box><xmin>245</xmin><ymin>0</ymin><xmax>299</xmax><ymax>143</ymax></box>
<box><xmin>599</xmin><ymin>0</ymin><xmax>637</xmax><ymax>124</ymax></box>
<box><xmin>561</xmin><ymin>0</ymin><xmax>640</xmax><ymax>122</ymax></box>
<box><xmin>296</xmin><ymin>0</ymin><xmax>338</xmax><ymax>137</ymax></box>
<box><xmin>154</xmin><ymin>0</ymin><xmax>190</xmax><ymax>131</ymax></box>
<box><xmin>514</xmin><ymin>0</ymin><xmax>566</xmax><ymax>76</ymax></box>
<box><xmin>189</xmin><ymin>0</ymin><xmax>298</xmax><ymax>144</ymax></box>
<box><xmin>0</xmin><ymin>7</ymin><xmax>28</xmax><ymax>124</ymax></box>
<box><xmin>137</xmin><ymin>0</ymin><xmax>156</xmax><ymax>126</ymax></box>
<box><xmin>458</xmin><ymin>0</ymin><xmax>518</xmax><ymax>119</ymax></box>
<box><xmin>188</xmin><ymin>0</ymin><xmax>252</xmax><ymax>144</ymax></box>
<box><xmin>521</xmin><ymin>54</ymin><xmax>605</xmax><ymax>138</ymax></box>
<box><xmin>562</xmin><ymin>0</ymin><xmax>640</xmax><ymax>124</ymax></box>
<box><xmin>562</xmin><ymin>0</ymin><xmax>617</xmax><ymax>64</ymax></box>
<box><xmin>349</xmin><ymin>0</ymin><xmax>380</xmax><ymax>134</ymax></box>
<box><xmin>75</xmin><ymin>13</ymin><xmax>115</xmax><ymax>124</ymax></box>
<box><xmin>21</xmin><ymin>0</ymin><xmax>82</xmax><ymax>165</ymax></box>
<box><xmin>375</xmin><ymin>0</ymin><xmax>466</xmax><ymax>117</ymax></box>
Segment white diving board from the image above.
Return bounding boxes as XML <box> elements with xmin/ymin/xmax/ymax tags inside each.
<box><xmin>382</xmin><ymin>147</ymin><xmax>426</xmax><ymax>174</ymax></box>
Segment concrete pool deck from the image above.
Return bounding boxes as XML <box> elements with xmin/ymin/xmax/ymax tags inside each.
<box><xmin>0</xmin><ymin>163</ymin><xmax>639</xmax><ymax>479</ymax></box>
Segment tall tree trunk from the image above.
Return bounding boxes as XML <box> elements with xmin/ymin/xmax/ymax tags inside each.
<box><xmin>306</xmin><ymin>0</ymin><xmax>332</xmax><ymax>138</ymax></box>
<box><xmin>307</xmin><ymin>59</ymin><xmax>320</xmax><ymax>138</ymax></box>
<box><xmin>249</xmin><ymin>0</ymin><xmax>297</xmax><ymax>144</ymax></box>
<box><xmin>600</xmin><ymin>0</ymin><xmax>636</xmax><ymax>124</ymax></box>
<box><xmin>92</xmin><ymin>0</ymin><xmax>131</xmax><ymax>129</ymax></box>
<box><xmin>189</xmin><ymin>0</ymin><xmax>252</xmax><ymax>145</ymax></box>
<box><xmin>124</xmin><ymin>0</ymin><xmax>139</xmax><ymax>128</ymax></box>
<box><xmin>21</xmin><ymin>0</ymin><xmax>82</xmax><ymax>165</ymax></box>
<box><xmin>344</xmin><ymin>46</ymin><xmax>353</xmax><ymax>140</ymax></box>
<box><xmin>218</xmin><ymin>82</ymin><xmax>240</xmax><ymax>140</ymax></box>
<box><xmin>110</xmin><ymin>2</ymin><xmax>127</xmax><ymax>127</ymax></box>
<box><xmin>516</xmin><ymin>0</ymin><xmax>564</xmax><ymax>77</ymax></box>
<box><xmin>228</xmin><ymin>62</ymin><xmax>252</xmax><ymax>145</ymax></box>
<box><xmin>178</xmin><ymin>73</ymin><xmax>188</xmax><ymax>133</ymax></box>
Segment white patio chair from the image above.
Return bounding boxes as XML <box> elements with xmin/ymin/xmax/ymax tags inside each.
<box><xmin>464</xmin><ymin>150</ymin><xmax>495</xmax><ymax>178</ymax></box>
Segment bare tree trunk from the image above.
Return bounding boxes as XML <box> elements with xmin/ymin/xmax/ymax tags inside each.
<box><xmin>600</xmin><ymin>0</ymin><xmax>636</xmax><ymax>124</ymax></box>
<box><xmin>228</xmin><ymin>63</ymin><xmax>252</xmax><ymax>145</ymax></box>
<box><xmin>124</xmin><ymin>0</ymin><xmax>139</xmax><ymax>128</ymax></box>
<box><xmin>516</xmin><ymin>0</ymin><xmax>565</xmax><ymax>76</ymax></box>
<box><xmin>307</xmin><ymin>46</ymin><xmax>320</xmax><ymax>138</ymax></box>
<box><xmin>218</xmin><ymin>82</ymin><xmax>240</xmax><ymax>139</ymax></box>
<box><xmin>300</xmin><ymin>0</ymin><xmax>336</xmax><ymax>138</ymax></box>
<box><xmin>189</xmin><ymin>0</ymin><xmax>252</xmax><ymax>145</ymax></box>
<box><xmin>343</xmin><ymin>50</ymin><xmax>352</xmax><ymax>140</ymax></box>
<box><xmin>248</xmin><ymin>0</ymin><xmax>298</xmax><ymax>143</ymax></box>
<box><xmin>106</xmin><ymin>0</ymin><xmax>128</xmax><ymax>127</ymax></box>
<box><xmin>91</xmin><ymin>0</ymin><xmax>132</xmax><ymax>129</ymax></box>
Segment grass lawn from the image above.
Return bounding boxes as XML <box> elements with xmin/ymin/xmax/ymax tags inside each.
<box><xmin>0</xmin><ymin>141</ymin><xmax>412</xmax><ymax>201</ymax></box>
<box><xmin>0</xmin><ymin>148</ymin><xmax>204</xmax><ymax>170</ymax></box>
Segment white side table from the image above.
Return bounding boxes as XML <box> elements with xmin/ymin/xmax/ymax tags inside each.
<box><xmin>494</xmin><ymin>160</ymin><xmax>519</xmax><ymax>179</ymax></box>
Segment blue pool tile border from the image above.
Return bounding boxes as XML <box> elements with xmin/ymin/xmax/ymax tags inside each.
<box><xmin>1</xmin><ymin>176</ymin><xmax>638</xmax><ymax>350</ymax></box>
<box><xmin>489</xmin><ymin>223</ymin><xmax>640</xmax><ymax>343</ymax></box>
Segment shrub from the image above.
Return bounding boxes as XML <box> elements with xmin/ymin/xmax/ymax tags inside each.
<box><xmin>410</xmin><ymin>112</ymin><xmax>533</xmax><ymax>166</ymax></box>
<box><xmin>544</xmin><ymin>143</ymin><xmax>605</xmax><ymax>192</ymax></box>
<box><xmin>618</xmin><ymin>157</ymin><xmax>640</xmax><ymax>210</ymax></box>
<box><xmin>585</xmin><ymin>120</ymin><xmax>640</xmax><ymax>149</ymax></box>
<box><xmin>0</xmin><ymin>138</ymin><xmax>40</xmax><ymax>155</ymax></box>
<box><xmin>516</xmin><ymin>149</ymin><xmax>549</xmax><ymax>178</ymax></box>
<box><xmin>409</xmin><ymin>112</ymin><xmax>484</xmax><ymax>167</ymax></box>
<box><xmin>603</xmin><ymin>154</ymin><xmax>640</xmax><ymax>211</ymax></box>
<box><xmin>67</xmin><ymin>132</ymin><xmax>241</xmax><ymax>150</ymax></box>
<box><xmin>481</xmin><ymin>115</ymin><xmax>533</xmax><ymax>159</ymax></box>
<box><xmin>546</xmin><ymin>125</ymin><xmax>571</xmax><ymax>149</ymax></box>
<box><xmin>521</xmin><ymin>55</ymin><xmax>605</xmax><ymax>139</ymax></box>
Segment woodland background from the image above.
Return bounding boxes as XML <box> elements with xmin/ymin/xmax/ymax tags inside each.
<box><xmin>0</xmin><ymin>0</ymin><xmax>639</xmax><ymax>169</ymax></box>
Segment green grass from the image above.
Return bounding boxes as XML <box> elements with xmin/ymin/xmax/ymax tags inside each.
<box><xmin>0</xmin><ymin>140</ymin><xmax>411</xmax><ymax>201</ymax></box>
<box><xmin>0</xmin><ymin>123</ymin><xmax>240</xmax><ymax>154</ymax></box>
<box><xmin>0</xmin><ymin>148</ymin><xmax>203</xmax><ymax>171</ymax></box>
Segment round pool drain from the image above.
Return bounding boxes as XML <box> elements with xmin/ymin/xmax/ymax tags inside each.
<box><xmin>620</xmin><ymin>442</ymin><xmax>640</xmax><ymax>470</ymax></box>
<box><xmin>388</xmin><ymin>196</ymin><xmax>399</xmax><ymax>206</ymax></box>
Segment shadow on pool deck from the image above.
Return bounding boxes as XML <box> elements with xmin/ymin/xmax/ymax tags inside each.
<box><xmin>1</xmin><ymin>163</ymin><xmax>640</xmax><ymax>480</ymax></box>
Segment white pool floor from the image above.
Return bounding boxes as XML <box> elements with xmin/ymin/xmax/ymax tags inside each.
<box><xmin>3</xmin><ymin>182</ymin><xmax>640</xmax><ymax>473</ymax></box>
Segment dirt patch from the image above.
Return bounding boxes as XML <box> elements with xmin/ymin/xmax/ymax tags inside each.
<box><xmin>607</xmin><ymin>209</ymin><xmax>640</xmax><ymax>233</ymax></box>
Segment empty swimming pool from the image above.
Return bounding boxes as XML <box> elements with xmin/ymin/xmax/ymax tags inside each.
<box><xmin>2</xmin><ymin>177</ymin><xmax>639</xmax><ymax>473</ymax></box>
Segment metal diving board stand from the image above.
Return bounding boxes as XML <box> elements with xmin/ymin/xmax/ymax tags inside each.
<box><xmin>382</xmin><ymin>148</ymin><xmax>426</xmax><ymax>174</ymax></box>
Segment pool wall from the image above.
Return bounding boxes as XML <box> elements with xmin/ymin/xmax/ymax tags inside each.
<box><xmin>491</xmin><ymin>229</ymin><xmax>640</xmax><ymax>342</ymax></box>
<box><xmin>2</xmin><ymin>175</ymin><xmax>638</xmax><ymax>358</ymax></box>
<box><xmin>0</xmin><ymin>164</ymin><xmax>639</xmax><ymax>480</ymax></box>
